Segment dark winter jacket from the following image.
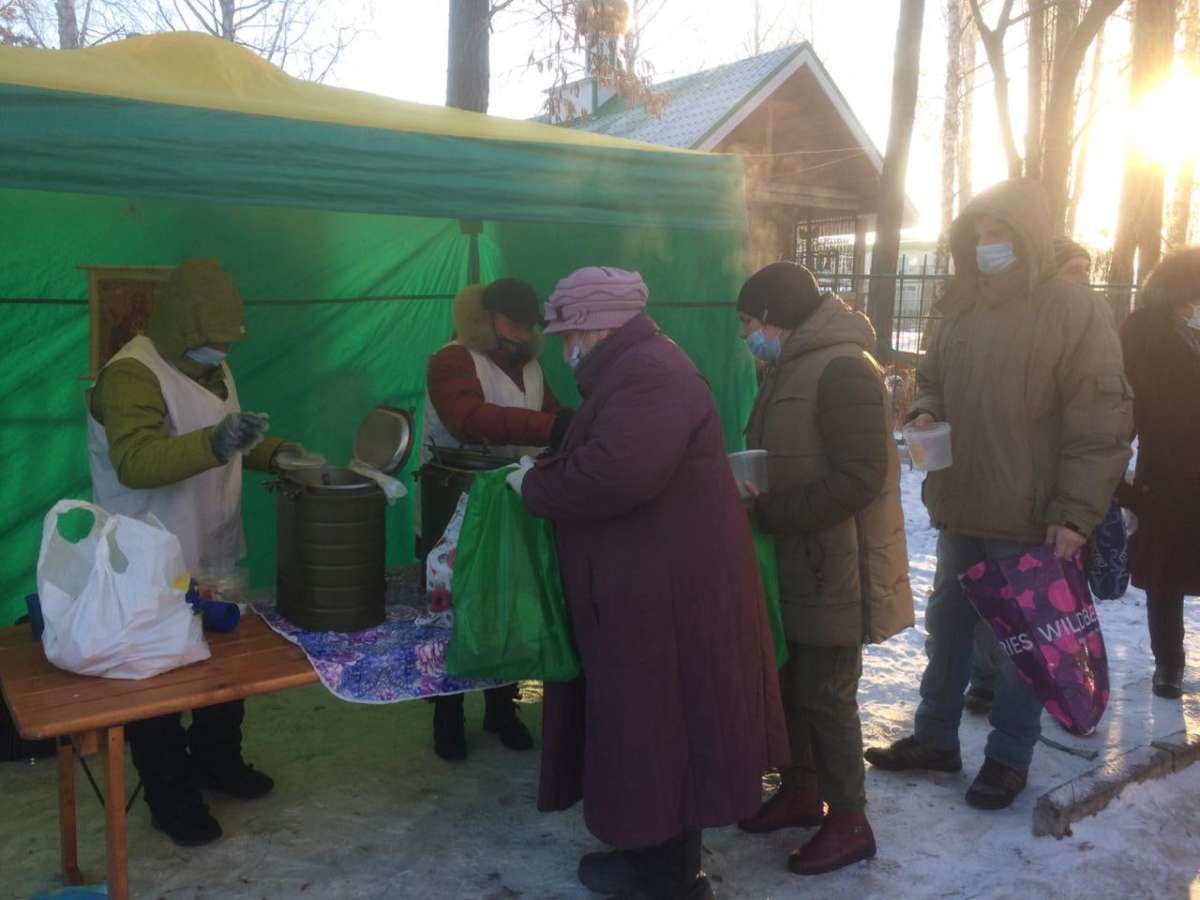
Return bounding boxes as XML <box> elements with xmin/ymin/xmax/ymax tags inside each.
<box><xmin>1119</xmin><ymin>307</ymin><xmax>1200</xmax><ymax>594</ymax></box>
<box><xmin>521</xmin><ymin>314</ymin><xmax>788</xmax><ymax>849</ymax></box>
<box><xmin>914</xmin><ymin>179</ymin><xmax>1133</xmax><ymax>543</ymax></box>
<box><xmin>745</xmin><ymin>295</ymin><xmax>914</xmax><ymax>646</ymax></box>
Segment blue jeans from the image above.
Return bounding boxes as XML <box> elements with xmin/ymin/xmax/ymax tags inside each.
<box><xmin>914</xmin><ymin>531</ymin><xmax>1044</xmax><ymax>770</ymax></box>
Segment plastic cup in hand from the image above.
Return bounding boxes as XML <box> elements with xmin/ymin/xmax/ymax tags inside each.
<box><xmin>903</xmin><ymin>421</ymin><xmax>953</xmax><ymax>472</ymax></box>
<box><xmin>729</xmin><ymin>450</ymin><xmax>768</xmax><ymax>499</ymax></box>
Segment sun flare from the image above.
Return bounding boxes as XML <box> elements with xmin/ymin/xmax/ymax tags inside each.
<box><xmin>1133</xmin><ymin>74</ymin><xmax>1200</xmax><ymax>167</ymax></box>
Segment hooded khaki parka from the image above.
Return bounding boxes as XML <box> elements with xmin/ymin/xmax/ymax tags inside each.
<box><xmin>914</xmin><ymin>179</ymin><xmax>1132</xmax><ymax>544</ymax></box>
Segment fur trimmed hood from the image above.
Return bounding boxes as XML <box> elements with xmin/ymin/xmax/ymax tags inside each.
<box><xmin>453</xmin><ymin>284</ymin><xmax>544</xmax><ymax>357</ymax></box>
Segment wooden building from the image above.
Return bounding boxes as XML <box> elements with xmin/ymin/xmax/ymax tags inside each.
<box><xmin>553</xmin><ymin>43</ymin><xmax>918</xmax><ymax>304</ymax></box>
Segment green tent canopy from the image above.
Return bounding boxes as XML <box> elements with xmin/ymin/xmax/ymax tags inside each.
<box><xmin>0</xmin><ymin>34</ymin><xmax>756</xmax><ymax>624</ymax></box>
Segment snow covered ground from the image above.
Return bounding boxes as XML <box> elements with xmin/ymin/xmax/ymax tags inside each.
<box><xmin>3</xmin><ymin>467</ymin><xmax>1198</xmax><ymax>900</ymax></box>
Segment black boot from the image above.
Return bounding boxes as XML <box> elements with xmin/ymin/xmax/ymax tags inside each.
<box><xmin>433</xmin><ymin>694</ymin><xmax>468</xmax><ymax>761</ymax></box>
<box><xmin>151</xmin><ymin>795</ymin><xmax>223</xmax><ymax>847</ymax></box>
<box><xmin>1153</xmin><ymin>664</ymin><xmax>1185</xmax><ymax>700</ymax></box>
<box><xmin>606</xmin><ymin>831</ymin><xmax>711</xmax><ymax>900</ymax></box>
<box><xmin>129</xmin><ymin>712</ymin><xmax>223</xmax><ymax>847</ymax></box>
<box><xmin>864</xmin><ymin>735</ymin><xmax>962</xmax><ymax>773</ymax></box>
<box><xmin>483</xmin><ymin>685</ymin><xmax>533</xmax><ymax>751</ymax></box>
<box><xmin>965</xmin><ymin>757</ymin><xmax>1027</xmax><ymax>810</ymax></box>
<box><xmin>194</xmin><ymin>760</ymin><xmax>275</xmax><ymax>799</ymax></box>
<box><xmin>578</xmin><ymin>848</ymin><xmax>641</xmax><ymax>895</ymax></box>
<box><xmin>188</xmin><ymin>700</ymin><xmax>273</xmax><ymax>800</ymax></box>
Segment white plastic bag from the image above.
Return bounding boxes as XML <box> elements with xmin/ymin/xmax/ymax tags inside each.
<box><xmin>418</xmin><ymin>493</ymin><xmax>470</xmax><ymax>628</ymax></box>
<box><xmin>36</xmin><ymin>500</ymin><xmax>211</xmax><ymax>679</ymax></box>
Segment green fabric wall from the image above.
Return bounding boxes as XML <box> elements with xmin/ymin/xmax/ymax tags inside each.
<box><xmin>0</xmin><ymin>188</ymin><xmax>753</xmax><ymax>625</ymax></box>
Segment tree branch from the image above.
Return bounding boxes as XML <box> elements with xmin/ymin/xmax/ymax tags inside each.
<box><xmin>968</xmin><ymin>0</ymin><xmax>1023</xmax><ymax>176</ymax></box>
<box><xmin>1065</xmin><ymin>0</ymin><xmax>1124</xmax><ymax>67</ymax></box>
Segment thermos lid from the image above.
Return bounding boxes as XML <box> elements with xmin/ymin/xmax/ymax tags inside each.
<box><xmin>352</xmin><ymin>406</ymin><xmax>414</xmax><ymax>475</ymax></box>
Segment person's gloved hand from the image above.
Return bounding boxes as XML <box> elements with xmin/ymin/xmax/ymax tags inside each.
<box><xmin>210</xmin><ymin>412</ymin><xmax>270</xmax><ymax>463</ymax></box>
<box><xmin>241</xmin><ymin>412</ymin><xmax>270</xmax><ymax>451</ymax></box>
<box><xmin>548</xmin><ymin>409</ymin><xmax>574</xmax><ymax>453</ymax></box>
<box><xmin>506</xmin><ymin>456</ymin><xmax>535</xmax><ymax>496</ymax></box>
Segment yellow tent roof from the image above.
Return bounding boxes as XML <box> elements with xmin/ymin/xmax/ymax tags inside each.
<box><xmin>0</xmin><ymin>32</ymin><xmax>693</xmax><ymax>154</ymax></box>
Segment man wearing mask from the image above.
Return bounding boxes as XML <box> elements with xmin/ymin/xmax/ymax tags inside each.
<box><xmin>421</xmin><ymin>278</ymin><xmax>571</xmax><ymax>761</ymax></box>
<box><xmin>960</xmin><ymin>236</ymin><xmax>1096</xmax><ymax>716</ymax></box>
<box><xmin>735</xmin><ymin>263</ymin><xmax>913</xmax><ymax>875</ymax></box>
<box><xmin>89</xmin><ymin>258</ymin><xmax>308</xmax><ymax>847</ymax></box>
<box><xmin>865</xmin><ymin>180</ymin><xmax>1132</xmax><ymax>810</ymax></box>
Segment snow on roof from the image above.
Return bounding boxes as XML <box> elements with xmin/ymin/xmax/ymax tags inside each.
<box><xmin>568</xmin><ymin>42</ymin><xmax>882</xmax><ymax>164</ymax></box>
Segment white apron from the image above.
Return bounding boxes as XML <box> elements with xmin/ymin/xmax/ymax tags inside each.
<box><xmin>87</xmin><ymin>335</ymin><xmax>244</xmax><ymax>574</ymax></box>
<box><xmin>420</xmin><ymin>345</ymin><xmax>546</xmax><ymax>464</ymax></box>
<box><xmin>417</xmin><ymin>345</ymin><xmax>546</xmax><ymax>537</ymax></box>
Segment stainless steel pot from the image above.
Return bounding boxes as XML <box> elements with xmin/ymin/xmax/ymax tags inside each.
<box><xmin>274</xmin><ymin>406</ymin><xmax>413</xmax><ymax>633</ymax></box>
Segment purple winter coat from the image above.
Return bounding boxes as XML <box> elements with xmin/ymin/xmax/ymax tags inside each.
<box><xmin>521</xmin><ymin>314</ymin><xmax>788</xmax><ymax>849</ymax></box>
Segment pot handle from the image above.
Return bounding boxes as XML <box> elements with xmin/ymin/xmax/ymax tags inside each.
<box><xmin>264</xmin><ymin>478</ymin><xmax>305</xmax><ymax>500</ymax></box>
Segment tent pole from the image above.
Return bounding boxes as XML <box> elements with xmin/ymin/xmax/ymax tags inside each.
<box><xmin>460</xmin><ymin>220</ymin><xmax>482</xmax><ymax>285</ymax></box>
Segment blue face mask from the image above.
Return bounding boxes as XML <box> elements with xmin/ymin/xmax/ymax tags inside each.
<box><xmin>185</xmin><ymin>346</ymin><xmax>228</xmax><ymax>367</ymax></box>
<box><xmin>567</xmin><ymin>343</ymin><xmax>584</xmax><ymax>370</ymax></box>
<box><xmin>976</xmin><ymin>242</ymin><xmax>1018</xmax><ymax>275</ymax></box>
<box><xmin>745</xmin><ymin>329</ymin><xmax>781</xmax><ymax>363</ymax></box>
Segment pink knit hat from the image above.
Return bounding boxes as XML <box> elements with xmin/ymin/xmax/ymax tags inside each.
<box><xmin>543</xmin><ymin>267</ymin><xmax>649</xmax><ymax>335</ymax></box>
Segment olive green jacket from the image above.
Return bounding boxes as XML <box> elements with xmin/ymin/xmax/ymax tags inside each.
<box><xmin>746</xmin><ymin>296</ymin><xmax>914</xmax><ymax>646</ymax></box>
<box><xmin>89</xmin><ymin>259</ymin><xmax>283</xmax><ymax>489</ymax></box>
<box><xmin>914</xmin><ymin>179</ymin><xmax>1133</xmax><ymax>543</ymax></box>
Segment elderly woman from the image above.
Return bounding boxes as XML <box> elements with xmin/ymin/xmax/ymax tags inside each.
<box><xmin>512</xmin><ymin>267</ymin><xmax>787</xmax><ymax>900</ymax></box>
<box><xmin>1119</xmin><ymin>247</ymin><xmax>1200</xmax><ymax>699</ymax></box>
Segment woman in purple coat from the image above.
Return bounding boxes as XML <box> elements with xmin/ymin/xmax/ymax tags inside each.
<box><xmin>512</xmin><ymin>267</ymin><xmax>788</xmax><ymax>900</ymax></box>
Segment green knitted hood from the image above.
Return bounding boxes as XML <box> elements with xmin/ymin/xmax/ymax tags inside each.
<box><xmin>146</xmin><ymin>258</ymin><xmax>246</xmax><ymax>362</ymax></box>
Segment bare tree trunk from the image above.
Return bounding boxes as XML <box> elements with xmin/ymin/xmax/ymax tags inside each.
<box><xmin>1067</xmin><ymin>21</ymin><xmax>1105</xmax><ymax>237</ymax></box>
<box><xmin>1168</xmin><ymin>0</ymin><xmax>1199</xmax><ymax>247</ymax></box>
<box><xmin>447</xmin><ymin>0</ymin><xmax>490</xmax><ymax>113</ymax></box>
<box><xmin>219</xmin><ymin>0</ymin><xmax>235</xmax><ymax>40</ymax></box>
<box><xmin>55</xmin><ymin>0</ymin><xmax>78</xmax><ymax>48</ymax></box>
<box><xmin>1110</xmin><ymin>0</ymin><xmax>1176</xmax><ymax>321</ymax></box>
<box><xmin>1050</xmin><ymin>0</ymin><xmax>1080</xmax><ymax>214</ymax></box>
<box><xmin>1041</xmin><ymin>0</ymin><xmax>1122</xmax><ymax>231</ymax></box>
<box><xmin>1025</xmin><ymin>0</ymin><xmax>1045</xmax><ymax>180</ymax></box>
<box><xmin>937</xmin><ymin>0</ymin><xmax>965</xmax><ymax>275</ymax></box>
<box><xmin>959</xmin><ymin>16</ymin><xmax>975</xmax><ymax>207</ymax></box>
<box><xmin>868</xmin><ymin>0</ymin><xmax>926</xmax><ymax>359</ymax></box>
<box><xmin>969</xmin><ymin>0</ymin><xmax>1022</xmax><ymax>178</ymax></box>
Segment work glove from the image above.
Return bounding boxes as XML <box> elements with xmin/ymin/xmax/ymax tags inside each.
<box><xmin>210</xmin><ymin>412</ymin><xmax>270</xmax><ymax>463</ymax></box>
<box><xmin>505</xmin><ymin>456</ymin><xmax>535</xmax><ymax>496</ymax></box>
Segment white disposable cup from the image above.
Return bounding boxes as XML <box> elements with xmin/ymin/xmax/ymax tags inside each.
<box><xmin>904</xmin><ymin>422</ymin><xmax>953</xmax><ymax>472</ymax></box>
<box><xmin>729</xmin><ymin>450</ymin><xmax>769</xmax><ymax>499</ymax></box>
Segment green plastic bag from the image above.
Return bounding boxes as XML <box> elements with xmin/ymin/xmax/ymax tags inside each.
<box><xmin>752</xmin><ymin>526</ymin><xmax>790</xmax><ymax>668</ymax></box>
<box><xmin>445</xmin><ymin>468</ymin><xmax>581</xmax><ymax>682</ymax></box>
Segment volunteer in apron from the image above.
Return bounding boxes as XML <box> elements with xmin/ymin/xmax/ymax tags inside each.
<box><xmin>421</xmin><ymin>278</ymin><xmax>572</xmax><ymax>761</ymax></box>
<box><xmin>88</xmin><ymin>258</ymin><xmax>307</xmax><ymax>847</ymax></box>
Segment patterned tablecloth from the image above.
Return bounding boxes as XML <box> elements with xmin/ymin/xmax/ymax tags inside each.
<box><xmin>253</xmin><ymin>572</ymin><xmax>505</xmax><ymax>704</ymax></box>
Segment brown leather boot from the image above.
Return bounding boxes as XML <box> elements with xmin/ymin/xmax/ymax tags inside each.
<box><xmin>738</xmin><ymin>783</ymin><xmax>824</xmax><ymax>834</ymax></box>
<box><xmin>787</xmin><ymin>809</ymin><xmax>876</xmax><ymax>876</ymax></box>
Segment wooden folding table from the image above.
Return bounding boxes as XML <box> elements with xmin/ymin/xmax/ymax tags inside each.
<box><xmin>0</xmin><ymin>616</ymin><xmax>317</xmax><ymax>900</ymax></box>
